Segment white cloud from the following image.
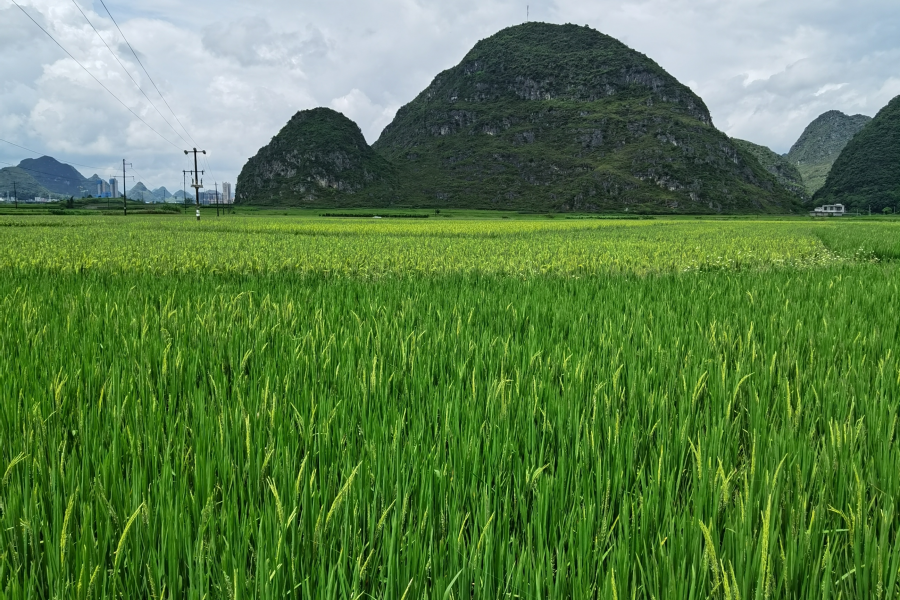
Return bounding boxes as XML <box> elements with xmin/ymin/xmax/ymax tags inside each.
<box><xmin>0</xmin><ymin>0</ymin><xmax>898</xmax><ymax>189</ymax></box>
<box><xmin>330</xmin><ymin>89</ymin><xmax>399</xmax><ymax>141</ymax></box>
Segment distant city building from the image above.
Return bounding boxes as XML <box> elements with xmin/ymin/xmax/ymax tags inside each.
<box><xmin>222</xmin><ymin>182</ymin><xmax>233</xmax><ymax>204</ymax></box>
<box><xmin>96</xmin><ymin>179</ymin><xmax>119</xmax><ymax>198</ymax></box>
<box><xmin>199</xmin><ymin>189</ymin><xmax>229</xmax><ymax>205</ymax></box>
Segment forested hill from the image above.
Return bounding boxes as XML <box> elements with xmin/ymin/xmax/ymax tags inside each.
<box><xmin>371</xmin><ymin>22</ymin><xmax>800</xmax><ymax>213</ymax></box>
<box><xmin>236</xmin><ymin>107</ymin><xmax>397</xmax><ymax>206</ymax></box>
<box><xmin>17</xmin><ymin>156</ymin><xmax>87</xmax><ymax>196</ymax></box>
<box><xmin>814</xmin><ymin>95</ymin><xmax>900</xmax><ymax>212</ymax></box>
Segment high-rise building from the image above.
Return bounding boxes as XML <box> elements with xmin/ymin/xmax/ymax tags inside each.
<box><xmin>222</xmin><ymin>182</ymin><xmax>232</xmax><ymax>204</ymax></box>
<box><xmin>109</xmin><ymin>178</ymin><xmax>118</xmax><ymax>198</ymax></box>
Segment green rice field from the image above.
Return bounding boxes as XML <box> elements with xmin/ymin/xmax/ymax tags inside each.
<box><xmin>0</xmin><ymin>215</ymin><xmax>898</xmax><ymax>598</ymax></box>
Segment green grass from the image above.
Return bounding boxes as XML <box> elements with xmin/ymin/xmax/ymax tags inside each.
<box><xmin>0</xmin><ymin>216</ymin><xmax>898</xmax><ymax>598</ymax></box>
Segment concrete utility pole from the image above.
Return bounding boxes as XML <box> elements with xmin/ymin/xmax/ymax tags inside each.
<box><xmin>12</xmin><ymin>181</ymin><xmax>17</xmax><ymax>209</ymax></box>
<box><xmin>122</xmin><ymin>159</ymin><xmax>132</xmax><ymax>216</ymax></box>
<box><xmin>184</xmin><ymin>148</ymin><xmax>206</xmax><ymax>221</ymax></box>
<box><xmin>215</xmin><ymin>182</ymin><xmax>219</xmax><ymax>217</ymax></box>
<box><xmin>182</xmin><ymin>170</ymin><xmax>190</xmax><ymax>213</ymax></box>
<box><xmin>109</xmin><ymin>162</ymin><xmax>133</xmax><ymax>214</ymax></box>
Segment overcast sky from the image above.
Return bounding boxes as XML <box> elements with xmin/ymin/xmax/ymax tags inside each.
<box><xmin>1</xmin><ymin>0</ymin><xmax>898</xmax><ymax>192</ymax></box>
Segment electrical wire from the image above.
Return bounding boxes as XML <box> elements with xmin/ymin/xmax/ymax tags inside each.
<box><xmin>95</xmin><ymin>1</ymin><xmax>218</xmax><ymax>192</ymax></box>
<box><xmin>97</xmin><ymin>0</ymin><xmax>200</xmax><ymax>149</ymax></box>
<box><xmin>9</xmin><ymin>0</ymin><xmax>182</xmax><ymax>150</ymax></box>
<box><xmin>69</xmin><ymin>0</ymin><xmax>192</xmax><ymax>147</ymax></box>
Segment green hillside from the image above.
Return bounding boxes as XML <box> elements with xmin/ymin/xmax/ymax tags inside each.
<box><xmin>18</xmin><ymin>156</ymin><xmax>88</xmax><ymax>196</ymax></box>
<box><xmin>0</xmin><ymin>167</ymin><xmax>53</xmax><ymax>200</ymax></box>
<box><xmin>372</xmin><ymin>23</ymin><xmax>800</xmax><ymax>213</ymax></box>
<box><xmin>731</xmin><ymin>139</ymin><xmax>807</xmax><ymax>199</ymax></box>
<box><xmin>235</xmin><ymin>108</ymin><xmax>397</xmax><ymax>206</ymax></box>
<box><xmin>814</xmin><ymin>95</ymin><xmax>900</xmax><ymax>211</ymax></box>
<box><xmin>785</xmin><ymin>111</ymin><xmax>871</xmax><ymax>195</ymax></box>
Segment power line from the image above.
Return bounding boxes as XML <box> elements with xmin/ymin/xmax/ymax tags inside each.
<box><xmin>9</xmin><ymin>0</ymin><xmax>182</xmax><ymax>150</ymax></box>
<box><xmin>69</xmin><ymin>0</ymin><xmax>192</xmax><ymax>147</ymax></box>
<box><xmin>97</xmin><ymin>0</ymin><xmax>199</xmax><ymax>148</ymax></box>
<box><xmin>91</xmin><ymin>1</ymin><xmax>213</xmax><ymax>190</ymax></box>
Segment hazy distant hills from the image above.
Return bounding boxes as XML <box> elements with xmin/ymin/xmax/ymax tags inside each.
<box><xmin>17</xmin><ymin>156</ymin><xmax>89</xmax><ymax>196</ymax></box>
<box><xmin>3</xmin><ymin>154</ymin><xmax>180</xmax><ymax>201</ymax></box>
<box><xmin>127</xmin><ymin>183</ymin><xmax>181</xmax><ymax>202</ymax></box>
<box><xmin>153</xmin><ymin>187</ymin><xmax>175</xmax><ymax>201</ymax></box>
<box><xmin>731</xmin><ymin>139</ymin><xmax>808</xmax><ymax>199</ymax></box>
<box><xmin>785</xmin><ymin>111</ymin><xmax>872</xmax><ymax>195</ymax></box>
<box><xmin>815</xmin><ymin>95</ymin><xmax>900</xmax><ymax>211</ymax></box>
<box><xmin>128</xmin><ymin>182</ymin><xmax>155</xmax><ymax>201</ymax></box>
<box><xmin>0</xmin><ymin>166</ymin><xmax>52</xmax><ymax>199</ymax></box>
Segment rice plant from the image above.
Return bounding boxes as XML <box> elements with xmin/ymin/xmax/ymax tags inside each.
<box><xmin>0</xmin><ymin>216</ymin><xmax>897</xmax><ymax>598</ymax></box>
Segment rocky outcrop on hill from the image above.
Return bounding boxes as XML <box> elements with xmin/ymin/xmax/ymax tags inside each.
<box><xmin>785</xmin><ymin>110</ymin><xmax>872</xmax><ymax>195</ymax></box>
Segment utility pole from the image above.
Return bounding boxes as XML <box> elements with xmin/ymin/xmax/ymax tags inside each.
<box><xmin>12</xmin><ymin>181</ymin><xmax>17</xmax><ymax>209</ymax></box>
<box><xmin>182</xmin><ymin>170</ymin><xmax>190</xmax><ymax>213</ymax></box>
<box><xmin>109</xmin><ymin>162</ymin><xmax>133</xmax><ymax>215</ymax></box>
<box><xmin>184</xmin><ymin>148</ymin><xmax>206</xmax><ymax>221</ymax></box>
<box><xmin>215</xmin><ymin>182</ymin><xmax>220</xmax><ymax>217</ymax></box>
<box><xmin>122</xmin><ymin>159</ymin><xmax>132</xmax><ymax>216</ymax></box>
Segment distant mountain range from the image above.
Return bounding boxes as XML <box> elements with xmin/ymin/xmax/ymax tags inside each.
<box><xmin>0</xmin><ymin>154</ymin><xmax>185</xmax><ymax>201</ymax></box>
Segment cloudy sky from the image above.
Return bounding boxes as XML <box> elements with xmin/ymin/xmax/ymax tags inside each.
<box><xmin>1</xmin><ymin>0</ymin><xmax>898</xmax><ymax>192</ymax></box>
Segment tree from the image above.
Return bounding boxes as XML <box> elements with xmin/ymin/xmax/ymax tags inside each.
<box><xmin>883</xmin><ymin>206</ymin><xmax>893</xmax><ymax>215</ymax></box>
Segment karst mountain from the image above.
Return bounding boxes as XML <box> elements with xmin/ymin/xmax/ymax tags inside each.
<box><xmin>814</xmin><ymin>95</ymin><xmax>900</xmax><ymax>212</ymax></box>
<box><xmin>237</xmin><ymin>23</ymin><xmax>802</xmax><ymax>213</ymax></box>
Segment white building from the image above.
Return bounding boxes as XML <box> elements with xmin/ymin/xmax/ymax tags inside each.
<box><xmin>810</xmin><ymin>204</ymin><xmax>845</xmax><ymax>217</ymax></box>
<box><xmin>222</xmin><ymin>182</ymin><xmax>233</xmax><ymax>204</ymax></box>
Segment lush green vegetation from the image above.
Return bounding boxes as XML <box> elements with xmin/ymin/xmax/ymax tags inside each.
<box><xmin>236</xmin><ymin>108</ymin><xmax>397</xmax><ymax>206</ymax></box>
<box><xmin>371</xmin><ymin>23</ymin><xmax>800</xmax><ymax>214</ymax></box>
<box><xmin>731</xmin><ymin>139</ymin><xmax>807</xmax><ymax>199</ymax></box>
<box><xmin>815</xmin><ymin>96</ymin><xmax>900</xmax><ymax>212</ymax></box>
<box><xmin>0</xmin><ymin>166</ymin><xmax>53</xmax><ymax>200</ymax></box>
<box><xmin>1</xmin><ymin>216</ymin><xmax>899</xmax><ymax>598</ymax></box>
